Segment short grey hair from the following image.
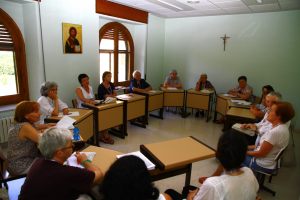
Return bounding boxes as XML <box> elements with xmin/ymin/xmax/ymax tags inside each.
<box><xmin>267</xmin><ymin>91</ymin><xmax>282</xmax><ymax>101</ymax></box>
<box><xmin>38</xmin><ymin>128</ymin><xmax>73</xmax><ymax>159</ymax></box>
<box><xmin>170</xmin><ymin>69</ymin><xmax>177</xmax><ymax>74</ymax></box>
<box><xmin>40</xmin><ymin>81</ymin><xmax>58</xmax><ymax>96</ymax></box>
<box><xmin>132</xmin><ymin>70</ymin><xmax>141</xmax><ymax>77</ymax></box>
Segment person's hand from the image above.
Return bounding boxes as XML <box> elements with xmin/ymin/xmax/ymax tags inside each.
<box><xmin>47</xmin><ymin>123</ymin><xmax>56</xmax><ymax>128</ymax></box>
<box><xmin>48</xmin><ymin>90</ymin><xmax>58</xmax><ymax>100</ymax></box>
<box><xmin>75</xmin><ymin>152</ymin><xmax>88</xmax><ymax>164</ymax></box>
<box><xmin>187</xmin><ymin>189</ymin><xmax>199</xmax><ymax>200</ymax></box>
<box><xmin>63</xmin><ymin>108</ymin><xmax>69</xmax><ymax>115</ymax></box>
<box><xmin>198</xmin><ymin>176</ymin><xmax>208</xmax><ymax>184</ymax></box>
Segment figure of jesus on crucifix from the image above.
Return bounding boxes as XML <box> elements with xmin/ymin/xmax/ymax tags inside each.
<box><xmin>220</xmin><ymin>34</ymin><xmax>230</xmax><ymax>51</ymax></box>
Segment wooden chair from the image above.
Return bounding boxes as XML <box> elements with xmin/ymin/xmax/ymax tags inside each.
<box><xmin>72</xmin><ymin>99</ymin><xmax>78</xmax><ymax>108</ymax></box>
<box><xmin>0</xmin><ymin>148</ymin><xmax>26</xmax><ymax>190</ymax></box>
<box><xmin>254</xmin><ymin>148</ymin><xmax>286</xmax><ymax>196</ymax></box>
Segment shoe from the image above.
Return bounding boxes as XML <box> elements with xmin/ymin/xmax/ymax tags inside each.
<box><xmin>100</xmin><ymin>132</ymin><xmax>114</xmax><ymax>144</ymax></box>
<box><xmin>200</xmin><ymin>110</ymin><xmax>205</xmax><ymax>117</ymax></box>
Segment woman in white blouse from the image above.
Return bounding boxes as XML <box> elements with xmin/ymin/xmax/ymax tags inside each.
<box><xmin>75</xmin><ymin>74</ymin><xmax>96</xmax><ymax>108</ymax></box>
<box><xmin>37</xmin><ymin>81</ymin><xmax>69</xmax><ymax>123</ymax></box>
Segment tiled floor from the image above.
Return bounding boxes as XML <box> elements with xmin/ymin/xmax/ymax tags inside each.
<box><xmin>2</xmin><ymin>111</ymin><xmax>300</xmax><ymax>199</ymax></box>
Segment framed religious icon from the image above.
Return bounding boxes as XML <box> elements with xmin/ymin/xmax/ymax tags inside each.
<box><xmin>62</xmin><ymin>23</ymin><xmax>82</xmax><ymax>54</ymax></box>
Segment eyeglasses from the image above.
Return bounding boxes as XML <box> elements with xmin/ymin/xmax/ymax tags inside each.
<box><xmin>60</xmin><ymin>143</ymin><xmax>75</xmax><ymax>152</ymax></box>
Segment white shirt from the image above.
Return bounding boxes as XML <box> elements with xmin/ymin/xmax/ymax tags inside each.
<box><xmin>255</xmin><ymin>110</ymin><xmax>272</xmax><ymax>136</ymax></box>
<box><xmin>76</xmin><ymin>86</ymin><xmax>94</xmax><ymax>108</ymax></box>
<box><xmin>37</xmin><ymin>96</ymin><xmax>68</xmax><ymax>124</ymax></box>
<box><xmin>194</xmin><ymin>167</ymin><xmax>258</xmax><ymax>200</ymax></box>
<box><xmin>255</xmin><ymin>123</ymin><xmax>289</xmax><ymax>169</ymax></box>
<box><xmin>157</xmin><ymin>194</ymin><xmax>166</xmax><ymax>200</ymax></box>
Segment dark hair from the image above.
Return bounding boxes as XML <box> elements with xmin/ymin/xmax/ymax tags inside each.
<box><xmin>238</xmin><ymin>76</ymin><xmax>247</xmax><ymax>82</ymax></box>
<box><xmin>102</xmin><ymin>71</ymin><xmax>111</xmax><ymax>82</ymax></box>
<box><xmin>69</xmin><ymin>27</ymin><xmax>77</xmax><ymax>34</ymax></box>
<box><xmin>273</xmin><ymin>102</ymin><xmax>295</xmax><ymax>123</ymax></box>
<box><xmin>101</xmin><ymin>155</ymin><xmax>160</xmax><ymax>200</ymax></box>
<box><xmin>262</xmin><ymin>85</ymin><xmax>274</xmax><ymax>93</ymax></box>
<box><xmin>78</xmin><ymin>73</ymin><xmax>89</xmax><ymax>85</ymax></box>
<box><xmin>216</xmin><ymin>130</ymin><xmax>247</xmax><ymax>171</ymax></box>
<box><xmin>14</xmin><ymin>101</ymin><xmax>40</xmax><ymax>123</ymax></box>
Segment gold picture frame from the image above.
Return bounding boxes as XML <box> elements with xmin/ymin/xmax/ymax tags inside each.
<box><xmin>62</xmin><ymin>23</ymin><xmax>82</xmax><ymax>54</ymax></box>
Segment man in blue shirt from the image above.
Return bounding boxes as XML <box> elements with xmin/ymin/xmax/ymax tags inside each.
<box><xmin>130</xmin><ymin>70</ymin><xmax>152</xmax><ymax>92</ymax></box>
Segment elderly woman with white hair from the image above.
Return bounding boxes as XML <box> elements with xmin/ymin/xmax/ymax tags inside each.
<box><xmin>19</xmin><ymin>128</ymin><xmax>103</xmax><ymax>200</ymax></box>
<box><xmin>163</xmin><ymin>69</ymin><xmax>182</xmax><ymax>89</ymax></box>
<box><xmin>37</xmin><ymin>81</ymin><xmax>69</xmax><ymax>123</ymax></box>
<box><xmin>130</xmin><ymin>70</ymin><xmax>152</xmax><ymax>92</ymax></box>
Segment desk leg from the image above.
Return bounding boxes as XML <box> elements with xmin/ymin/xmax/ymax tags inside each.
<box><xmin>182</xmin><ymin>91</ymin><xmax>190</xmax><ymax>118</ymax></box>
<box><xmin>185</xmin><ymin>164</ymin><xmax>192</xmax><ymax>187</ymax></box>
<box><xmin>149</xmin><ymin>108</ymin><xmax>164</xmax><ymax>120</ymax></box>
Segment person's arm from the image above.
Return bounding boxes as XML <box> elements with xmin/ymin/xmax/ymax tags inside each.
<box><xmin>199</xmin><ymin>164</ymin><xmax>224</xmax><ymax>184</ymax></box>
<box><xmin>195</xmin><ymin>81</ymin><xmax>200</xmax><ymax>91</ymax></box>
<box><xmin>75</xmin><ymin>87</ymin><xmax>94</xmax><ymax>104</ymax></box>
<box><xmin>35</xmin><ymin>123</ymin><xmax>56</xmax><ymax>131</ymax></box>
<box><xmin>187</xmin><ymin>189</ymin><xmax>199</xmax><ymax>200</ymax></box>
<box><xmin>248</xmin><ymin>145</ymin><xmax>256</xmax><ymax>150</ymax></box>
<box><xmin>75</xmin><ymin>152</ymin><xmax>103</xmax><ymax>185</ymax></box>
<box><xmin>240</xmin><ymin>123</ymin><xmax>257</xmax><ymax>131</ymax></box>
<box><xmin>247</xmin><ymin>141</ymin><xmax>273</xmax><ymax>158</ymax></box>
<box><xmin>237</xmin><ymin>91</ymin><xmax>251</xmax><ymax>100</ymax></box>
<box><xmin>19</xmin><ymin>123</ymin><xmax>40</xmax><ymax>143</ymax></box>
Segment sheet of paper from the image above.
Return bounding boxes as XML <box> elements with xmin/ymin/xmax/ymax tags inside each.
<box><xmin>232</xmin><ymin>123</ymin><xmax>256</xmax><ymax>136</ymax></box>
<box><xmin>223</xmin><ymin>93</ymin><xmax>237</xmax><ymax>98</ymax></box>
<box><xmin>116</xmin><ymin>151</ymin><xmax>155</xmax><ymax>170</ymax></box>
<box><xmin>66</xmin><ymin>152</ymin><xmax>96</xmax><ymax>168</ymax></box>
<box><xmin>56</xmin><ymin>116</ymin><xmax>76</xmax><ymax>129</ymax></box>
<box><xmin>166</xmin><ymin>87</ymin><xmax>178</xmax><ymax>90</ymax></box>
<box><xmin>58</xmin><ymin>111</ymin><xmax>80</xmax><ymax>118</ymax></box>
<box><xmin>231</xmin><ymin>100</ymin><xmax>251</xmax><ymax>105</ymax></box>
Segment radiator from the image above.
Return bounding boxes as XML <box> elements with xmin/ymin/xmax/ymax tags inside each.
<box><xmin>0</xmin><ymin>117</ymin><xmax>14</xmax><ymax>143</ymax></box>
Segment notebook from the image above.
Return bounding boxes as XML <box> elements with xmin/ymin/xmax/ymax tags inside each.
<box><xmin>116</xmin><ymin>151</ymin><xmax>155</xmax><ymax>170</ymax></box>
<box><xmin>66</xmin><ymin>152</ymin><xmax>96</xmax><ymax>168</ymax></box>
<box><xmin>232</xmin><ymin>123</ymin><xmax>256</xmax><ymax>136</ymax></box>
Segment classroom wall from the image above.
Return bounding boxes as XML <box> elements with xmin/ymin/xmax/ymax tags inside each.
<box><xmin>146</xmin><ymin>14</ymin><xmax>165</xmax><ymax>89</ymax></box>
<box><xmin>162</xmin><ymin>10</ymin><xmax>300</xmax><ymax>129</ymax></box>
<box><xmin>39</xmin><ymin>0</ymin><xmax>100</xmax><ymax>106</ymax></box>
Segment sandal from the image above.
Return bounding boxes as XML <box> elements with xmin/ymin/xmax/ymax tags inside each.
<box><xmin>100</xmin><ymin>132</ymin><xmax>114</xmax><ymax>144</ymax></box>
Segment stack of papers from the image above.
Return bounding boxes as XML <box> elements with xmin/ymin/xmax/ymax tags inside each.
<box><xmin>223</xmin><ymin>93</ymin><xmax>237</xmax><ymax>98</ymax></box>
<box><xmin>56</xmin><ymin>116</ymin><xmax>76</xmax><ymax>129</ymax></box>
<box><xmin>200</xmin><ymin>89</ymin><xmax>212</xmax><ymax>94</ymax></box>
<box><xmin>58</xmin><ymin>111</ymin><xmax>80</xmax><ymax>117</ymax></box>
<box><xmin>232</xmin><ymin>123</ymin><xmax>256</xmax><ymax>136</ymax></box>
<box><xmin>116</xmin><ymin>151</ymin><xmax>155</xmax><ymax>170</ymax></box>
<box><xmin>231</xmin><ymin>100</ymin><xmax>252</xmax><ymax>106</ymax></box>
<box><xmin>67</xmin><ymin>152</ymin><xmax>96</xmax><ymax>168</ymax></box>
<box><xmin>166</xmin><ymin>87</ymin><xmax>178</xmax><ymax>90</ymax></box>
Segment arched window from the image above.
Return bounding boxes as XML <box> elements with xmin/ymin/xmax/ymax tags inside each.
<box><xmin>99</xmin><ymin>22</ymin><xmax>134</xmax><ymax>86</ymax></box>
<box><xmin>0</xmin><ymin>8</ymin><xmax>29</xmax><ymax>106</ymax></box>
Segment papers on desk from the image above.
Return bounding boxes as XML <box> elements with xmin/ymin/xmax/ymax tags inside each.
<box><xmin>67</xmin><ymin>152</ymin><xmax>96</xmax><ymax>169</ymax></box>
<box><xmin>231</xmin><ymin>100</ymin><xmax>252</xmax><ymax>106</ymax></box>
<box><xmin>58</xmin><ymin>111</ymin><xmax>80</xmax><ymax>118</ymax></box>
<box><xmin>166</xmin><ymin>87</ymin><xmax>178</xmax><ymax>90</ymax></box>
<box><xmin>149</xmin><ymin>90</ymin><xmax>157</xmax><ymax>93</ymax></box>
<box><xmin>232</xmin><ymin>123</ymin><xmax>256</xmax><ymax>136</ymax></box>
<box><xmin>116</xmin><ymin>151</ymin><xmax>155</xmax><ymax>170</ymax></box>
<box><xmin>200</xmin><ymin>89</ymin><xmax>213</xmax><ymax>94</ymax></box>
<box><xmin>56</xmin><ymin>116</ymin><xmax>76</xmax><ymax>129</ymax></box>
<box><xmin>223</xmin><ymin>93</ymin><xmax>237</xmax><ymax>98</ymax></box>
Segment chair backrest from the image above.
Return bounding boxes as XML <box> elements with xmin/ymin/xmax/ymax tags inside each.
<box><xmin>274</xmin><ymin>147</ymin><xmax>286</xmax><ymax>172</ymax></box>
<box><xmin>72</xmin><ymin>99</ymin><xmax>78</xmax><ymax>108</ymax></box>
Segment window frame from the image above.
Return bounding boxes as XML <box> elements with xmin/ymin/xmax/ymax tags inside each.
<box><xmin>99</xmin><ymin>22</ymin><xmax>134</xmax><ymax>86</ymax></box>
<box><xmin>0</xmin><ymin>8</ymin><xmax>29</xmax><ymax>106</ymax></box>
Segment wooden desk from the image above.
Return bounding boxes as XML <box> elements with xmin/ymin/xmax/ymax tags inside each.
<box><xmin>83</xmin><ymin>101</ymin><xmax>126</xmax><ymax>140</ymax></box>
<box><xmin>186</xmin><ymin>89</ymin><xmax>214</xmax><ymax>122</ymax></box>
<box><xmin>134</xmin><ymin>90</ymin><xmax>164</xmax><ymax>121</ymax></box>
<box><xmin>117</xmin><ymin>94</ymin><xmax>147</xmax><ymax>128</ymax></box>
<box><xmin>82</xmin><ymin>145</ymin><xmax>121</xmax><ymax>174</ymax></box>
<box><xmin>44</xmin><ymin>108</ymin><xmax>94</xmax><ymax>142</ymax></box>
<box><xmin>224</xmin><ymin>107</ymin><xmax>256</xmax><ymax>131</ymax></box>
<box><xmin>141</xmin><ymin>137</ymin><xmax>215</xmax><ymax>186</ymax></box>
<box><xmin>160</xmin><ymin>87</ymin><xmax>185</xmax><ymax>107</ymax></box>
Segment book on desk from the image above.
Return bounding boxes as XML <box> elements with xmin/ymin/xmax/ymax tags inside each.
<box><xmin>116</xmin><ymin>151</ymin><xmax>155</xmax><ymax>170</ymax></box>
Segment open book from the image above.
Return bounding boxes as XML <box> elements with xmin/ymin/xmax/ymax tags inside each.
<box><xmin>232</xmin><ymin>123</ymin><xmax>256</xmax><ymax>136</ymax></box>
<box><xmin>116</xmin><ymin>151</ymin><xmax>155</xmax><ymax>170</ymax></box>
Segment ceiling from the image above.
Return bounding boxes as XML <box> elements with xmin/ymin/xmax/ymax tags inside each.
<box><xmin>108</xmin><ymin>0</ymin><xmax>300</xmax><ymax>18</ymax></box>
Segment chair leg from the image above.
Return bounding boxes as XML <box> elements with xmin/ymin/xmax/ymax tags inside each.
<box><xmin>257</xmin><ymin>173</ymin><xmax>276</xmax><ymax>196</ymax></box>
<box><xmin>268</xmin><ymin>175</ymin><xmax>273</xmax><ymax>183</ymax></box>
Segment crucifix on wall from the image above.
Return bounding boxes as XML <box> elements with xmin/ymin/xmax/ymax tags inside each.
<box><xmin>220</xmin><ymin>34</ymin><xmax>230</xmax><ymax>51</ymax></box>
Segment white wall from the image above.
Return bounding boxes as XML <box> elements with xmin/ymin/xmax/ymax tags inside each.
<box><xmin>146</xmin><ymin>14</ymin><xmax>165</xmax><ymax>89</ymax></box>
<box><xmin>162</xmin><ymin>10</ymin><xmax>300</xmax><ymax>128</ymax></box>
<box><xmin>40</xmin><ymin>0</ymin><xmax>100</xmax><ymax>106</ymax></box>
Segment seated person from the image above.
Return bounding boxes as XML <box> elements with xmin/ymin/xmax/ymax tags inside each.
<box><xmin>195</xmin><ymin>73</ymin><xmax>214</xmax><ymax>91</ymax></box>
<box><xmin>163</xmin><ymin>69</ymin><xmax>183</xmax><ymax>89</ymax></box>
<box><xmin>101</xmin><ymin>155</ymin><xmax>170</xmax><ymax>200</ymax></box>
<box><xmin>250</xmin><ymin>85</ymin><xmax>274</xmax><ymax>119</ymax></box>
<box><xmin>97</xmin><ymin>71</ymin><xmax>117</xmax><ymax>100</ymax></box>
<box><xmin>228</xmin><ymin>75</ymin><xmax>253</xmax><ymax>101</ymax></box>
<box><xmin>19</xmin><ymin>128</ymin><xmax>103</xmax><ymax>200</ymax></box>
<box><xmin>194</xmin><ymin>73</ymin><xmax>215</xmax><ymax>117</ymax></box>
<box><xmin>37</xmin><ymin>81</ymin><xmax>69</xmax><ymax>123</ymax></box>
<box><xmin>97</xmin><ymin>71</ymin><xmax>116</xmax><ymax>144</ymax></box>
<box><xmin>166</xmin><ymin>130</ymin><xmax>259</xmax><ymax>200</ymax></box>
<box><xmin>130</xmin><ymin>70</ymin><xmax>152</xmax><ymax>92</ymax></box>
<box><xmin>242</xmin><ymin>92</ymin><xmax>282</xmax><ymax>138</ymax></box>
<box><xmin>76</xmin><ymin>73</ymin><xmax>96</xmax><ymax>108</ymax></box>
<box><xmin>244</xmin><ymin>102</ymin><xmax>294</xmax><ymax>174</ymax></box>
<box><xmin>7</xmin><ymin>101</ymin><xmax>54</xmax><ymax>176</ymax></box>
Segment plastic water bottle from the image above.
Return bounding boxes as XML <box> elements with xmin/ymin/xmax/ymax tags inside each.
<box><xmin>129</xmin><ymin>82</ymin><xmax>133</xmax><ymax>94</ymax></box>
<box><xmin>73</xmin><ymin>127</ymin><xmax>80</xmax><ymax>141</ymax></box>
